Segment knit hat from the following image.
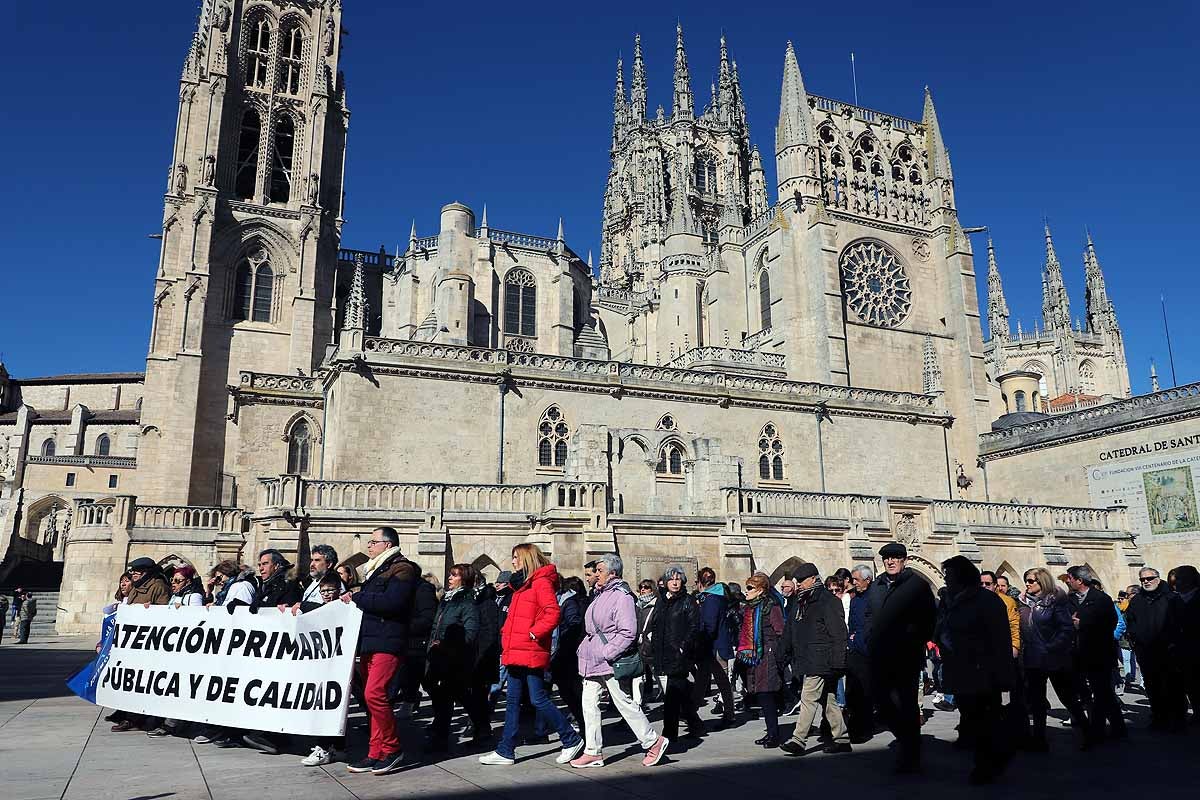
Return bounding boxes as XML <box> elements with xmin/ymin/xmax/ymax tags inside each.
<box><xmin>496</xmin><ymin>570</ymin><xmax>513</xmax><ymax>585</ymax></box>
<box><xmin>128</xmin><ymin>556</ymin><xmax>157</xmax><ymax>572</ymax></box>
<box><xmin>878</xmin><ymin>542</ymin><xmax>908</xmax><ymax>559</ymax></box>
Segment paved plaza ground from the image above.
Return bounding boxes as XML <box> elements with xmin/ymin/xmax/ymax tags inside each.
<box><xmin>0</xmin><ymin>635</ymin><xmax>1188</xmax><ymax>800</ymax></box>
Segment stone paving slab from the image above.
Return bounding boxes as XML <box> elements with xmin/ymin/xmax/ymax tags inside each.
<box><xmin>0</xmin><ymin>639</ymin><xmax>1188</xmax><ymax>800</ymax></box>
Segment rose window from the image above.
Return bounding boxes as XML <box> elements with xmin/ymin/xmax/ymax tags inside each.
<box><xmin>840</xmin><ymin>241</ymin><xmax>912</xmax><ymax>328</ymax></box>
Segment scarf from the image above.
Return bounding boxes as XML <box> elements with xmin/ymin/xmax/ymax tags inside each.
<box><xmin>509</xmin><ymin>569</ymin><xmax>527</xmax><ymax>591</ymax></box>
<box><xmin>442</xmin><ymin>585</ymin><xmax>467</xmax><ymax>603</ymax></box>
<box><xmin>737</xmin><ymin>594</ymin><xmax>771</xmax><ymax>665</ymax></box>
<box><xmin>360</xmin><ymin>546</ymin><xmax>401</xmax><ymax>581</ymax></box>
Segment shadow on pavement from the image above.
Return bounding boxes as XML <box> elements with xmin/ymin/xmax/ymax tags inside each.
<box><xmin>0</xmin><ymin>641</ymin><xmax>96</xmax><ymax>701</ymax></box>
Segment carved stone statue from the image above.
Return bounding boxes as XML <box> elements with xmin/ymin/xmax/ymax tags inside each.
<box><xmin>306</xmin><ymin>173</ymin><xmax>320</xmax><ymax>205</ymax></box>
<box><xmin>322</xmin><ymin>16</ymin><xmax>336</xmax><ymax>57</ymax></box>
<box><xmin>174</xmin><ymin>163</ymin><xmax>188</xmax><ymax>195</ymax></box>
<box><xmin>202</xmin><ymin>155</ymin><xmax>216</xmax><ymax>187</ymax></box>
<box><xmin>214</xmin><ymin>2</ymin><xmax>231</xmax><ymax>33</ymax></box>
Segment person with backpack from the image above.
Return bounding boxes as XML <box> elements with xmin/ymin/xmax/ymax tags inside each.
<box><xmin>343</xmin><ymin>527</ymin><xmax>420</xmax><ymax>776</ymax></box>
<box><xmin>693</xmin><ymin>567</ymin><xmax>736</xmax><ymax>727</ymax></box>
<box><xmin>569</xmin><ymin>554</ymin><xmax>669</xmax><ymax>768</ymax></box>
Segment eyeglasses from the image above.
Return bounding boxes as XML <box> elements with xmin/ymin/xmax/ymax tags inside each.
<box><xmin>171</xmin><ymin>577</ymin><xmax>186</xmax><ymax>583</ymax></box>
<box><xmin>1025</xmin><ymin>578</ymin><xmax>1038</xmax><ymax>584</ymax></box>
<box><xmin>1140</xmin><ymin>576</ymin><xmax>1158</xmax><ymax>583</ymax></box>
<box><xmin>366</xmin><ymin>539</ymin><xmax>388</xmax><ymax>546</ymax></box>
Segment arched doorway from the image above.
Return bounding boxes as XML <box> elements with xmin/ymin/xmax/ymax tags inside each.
<box><xmin>769</xmin><ymin>556</ymin><xmax>810</xmax><ymax>585</ymax></box>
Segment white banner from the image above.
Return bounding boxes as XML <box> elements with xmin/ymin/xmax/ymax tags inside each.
<box><xmin>1087</xmin><ymin>445</ymin><xmax>1200</xmax><ymax>543</ymax></box>
<box><xmin>95</xmin><ymin>601</ymin><xmax>362</xmax><ymax>736</ymax></box>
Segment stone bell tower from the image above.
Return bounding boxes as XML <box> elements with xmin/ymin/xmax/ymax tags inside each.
<box><xmin>136</xmin><ymin>0</ymin><xmax>349</xmax><ymax>506</ymax></box>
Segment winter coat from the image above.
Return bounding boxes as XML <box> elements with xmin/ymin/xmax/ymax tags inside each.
<box><xmin>1178</xmin><ymin>590</ymin><xmax>1200</xmax><ymax>666</ymax></box>
<box><xmin>18</xmin><ymin>596</ymin><xmax>37</xmax><ymax>621</ymax></box>
<box><xmin>740</xmin><ymin>599</ymin><xmax>785</xmax><ymax>693</ymax></box>
<box><xmin>500</xmin><ymin>563</ymin><xmax>562</xmax><ymax>669</ymax></box>
<box><xmin>780</xmin><ymin>585</ymin><xmax>848</xmax><ymax>678</ymax></box>
<box><xmin>698</xmin><ymin>584</ymin><xmax>735</xmax><ymax>660</ymax></box>
<box><xmin>427</xmin><ymin>588</ymin><xmax>480</xmax><ymax>682</ymax></box>
<box><xmin>553</xmin><ymin>590</ymin><xmax>584</xmax><ymax>664</ymax></box>
<box><xmin>406</xmin><ymin>578</ymin><xmax>439</xmax><ymax>657</ymax></box>
<box><xmin>473</xmin><ymin>584</ymin><xmax>501</xmax><ymax>682</ymax></box>
<box><xmin>936</xmin><ymin>585</ymin><xmax>1015</xmax><ymax>696</ymax></box>
<box><xmin>997</xmin><ymin>591</ymin><xmax>1021</xmax><ymax>654</ymax></box>
<box><xmin>848</xmin><ymin>583</ymin><xmax>875</xmax><ymax>656</ymax></box>
<box><xmin>651</xmin><ymin>588</ymin><xmax>700</xmax><ymax>677</ymax></box>
<box><xmin>636</xmin><ymin>596</ymin><xmax>658</xmax><ymax>664</ymax></box>
<box><xmin>577</xmin><ymin>578</ymin><xmax>638</xmax><ymax>678</ymax></box>
<box><xmin>866</xmin><ymin>568</ymin><xmax>935</xmax><ymax>675</ymax></box>
<box><xmin>1124</xmin><ymin>583</ymin><xmax>1181</xmax><ymax>664</ymax></box>
<box><xmin>351</xmin><ymin>552</ymin><xmax>420</xmax><ymax>655</ymax></box>
<box><xmin>252</xmin><ymin>571</ymin><xmax>302</xmax><ymax>611</ymax></box>
<box><xmin>1018</xmin><ymin>592</ymin><xmax>1076</xmax><ymax>672</ymax></box>
<box><xmin>1070</xmin><ymin>588</ymin><xmax>1119</xmax><ymax>671</ymax></box>
<box><xmin>126</xmin><ymin>574</ymin><xmax>169</xmax><ymax>606</ymax></box>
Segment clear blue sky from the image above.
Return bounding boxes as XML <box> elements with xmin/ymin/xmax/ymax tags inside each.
<box><xmin>3</xmin><ymin>1</ymin><xmax>1197</xmax><ymax>394</ymax></box>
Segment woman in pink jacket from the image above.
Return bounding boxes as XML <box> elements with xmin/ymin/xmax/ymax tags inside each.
<box><xmin>569</xmin><ymin>554</ymin><xmax>669</xmax><ymax>768</ymax></box>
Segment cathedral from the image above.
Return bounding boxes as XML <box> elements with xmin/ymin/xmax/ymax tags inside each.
<box><xmin>2</xmin><ymin>1</ymin><xmax>1174</xmax><ymax>634</ymax></box>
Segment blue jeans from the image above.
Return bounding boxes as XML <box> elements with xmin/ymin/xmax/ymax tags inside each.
<box><xmin>1120</xmin><ymin>648</ymin><xmax>1137</xmax><ymax>683</ymax></box>
<box><xmin>497</xmin><ymin>665</ymin><xmax>579</xmax><ymax>759</ymax></box>
<box><xmin>835</xmin><ymin>676</ymin><xmax>847</xmax><ymax>707</ymax></box>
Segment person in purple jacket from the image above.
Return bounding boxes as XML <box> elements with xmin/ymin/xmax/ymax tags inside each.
<box><xmin>570</xmin><ymin>553</ymin><xmax>670</xmax><ymax>769</ymax></box>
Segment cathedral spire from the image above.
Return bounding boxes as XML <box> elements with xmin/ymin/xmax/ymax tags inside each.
<box><xmin>922</xmin><ymin>87</ymin><xmax>953</xmax><ymax>182</ymax></box>
<box><xmin>748</xmin><ymin>145</ymin><xmax>769</xmax><ymax>217</ymax></box>
<box><xmin>1041</xmin><ymin>223</ymin><xmax>1071</xmax><ymax>331</ymax></box>
<box><xmin>1083</xmin><ymin>228</ymin><xmax>1117</xmax><ymax>335</ymax></box>
<box><xmin>408</xmin><ymin>219</ymin><xmax>418</xmax><ymax>252</ymax></box>
<box><xmin>672</xmin><ymin>24</ymin><xmax>694</xmax><ymax>119</ymax></box>
<box><xmin>717</xmin><ymin>34</ymin><xmax>734</xmax><ymax>124</ymax></box>
<box><xmin>630</xmin><ymin>34</ymin><xmax>647</xmax><ymax>121</ymax></box>
<box><xmin>339</xmin><ymin>252</ymin><xmax>368</xmax><ymax>350</ymax></box>
<box><xmin>986</xmin><ymin>236</ymin><xmax>1010</xmax><ymax>341</ymax></box>
<box><xmin>612</xmin><ymin>56</ymin><xmax>627</xmax><ymax>143</ymax></box>
<box><xmin>1150</xmin><ymin>360</ymin><xmax>1160</xmax><ymax>392</ymax></box>
<box><xmin>776</xmin><ymin>41</ymin><xmax>812</xmax><ymax>149</ymax></box>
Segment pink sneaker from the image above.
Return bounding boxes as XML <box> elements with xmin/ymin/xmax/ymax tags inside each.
<box><xmin>570</xmin><ymin>753</ymin><xmax>605</xmax><ymax>768</ymax></box>
<box><xmin>642</xmin><ymin>735</ymin><xmax>669</xmax><ymax>767</ymax></box>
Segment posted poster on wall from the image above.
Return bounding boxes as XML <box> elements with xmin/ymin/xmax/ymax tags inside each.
<box><xmin>93</xmin><ymin>601</ymin><xmax>362</xmax><ymax>736</ymax></box>
<box><xmin>1087</xmin><ymin>444</ymin><xmax>1200</xmax><ymax>542</ymax></box>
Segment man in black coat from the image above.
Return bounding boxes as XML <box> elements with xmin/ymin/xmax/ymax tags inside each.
<box><xmin>1124</xmin><ymin>566</ymin><xmax>1185</xmax><ymax>730</ymax></box>
<box><xmin>1171</xmin><ymin>565</ymin><xmax>1200</xmax><ymax>719</ymax></box>
<box><xmin>780</xmin><ymin>563</ymin><xmax>851</xmax><ymax>756</ymax></box>
<box><xmin>1065</xmin><ymin>565</ymin><xmax>1127</xmax><ymax>744</ymax></box>
<box><xmin>397</xmin><ymin>576</ymin><xmax>439</xmax><ymax>715</ymax></box>
<box><xmin>845</xmin><ymin>564</ymin><xmax>877</xmax><ymax>742</ymax></box>
<box><xmin>866</xmin><ymin>542</ymin><xmax>935</xmax><ymax>772</ymax></box>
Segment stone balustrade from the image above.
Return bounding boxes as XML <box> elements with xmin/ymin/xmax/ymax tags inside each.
<box><xmin>811</xmin><ymin>95</ymin><xmax>918</xmax><ymax>131</ymax></box>
<box><xmin>75</xmin><ymin>502</ymin><xmax>114</xmax><ymax>528</ymax></box>
<box><xmin>666</xmin><ymin>345</ymin><xmax>786</xmax><ymax>373</ymax></box>
<box><xmin>238</xmin><ymin>371</ymin><xmax>319</xmax><ymax>394</ymax></box>
<box><xmin>931</xmin><ymin>500</ymin><xmax>1123</xmax><ymax>533</ymax></box>
<box><xmin>26</xmin><ymin>454</ymin><xmax>137</xmax><ymax>469</ymax></box>
<box><xmin>357</xmin><ymin>336</ymin><xmax>939</xmax><ymax>413</ymax></box>
<box><xmin>727</xmin><ymin>489</ymin><xmax>883</xmax><ymax>521</ymax></box>
<box><xmin>133</xmin><ymin>505</ymin><xmax>245</xmax><ymax>533</ymax></box>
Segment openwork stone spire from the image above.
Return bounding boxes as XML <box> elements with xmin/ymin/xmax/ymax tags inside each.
<box><xmin>1084</xmin><ymin>229</ymin><xmax>1117</xmax><ymax>335</ymax></box>
<box><xmin>986</xmin><ymin>237</ymin><xmax>1010</xmax><ymax>340</ymax></box>
<box><xmin>922</xmin><ymin>334</ymin><xmax>943</xmax><ymax>396</ymax></box>
<box><xmin>630</xmin><ymin>34</ymin><xmax>647</xmax><ymax>120</ymax></box>
<box><xmin>1041</xmin><ymin>223</ymin><xmax>1071</xmax><ymax>331</ymax></box>
<box><xmin>672</xmin><ymin>24</ymin><xmax>693</xmax><ymax>119</ymax></box>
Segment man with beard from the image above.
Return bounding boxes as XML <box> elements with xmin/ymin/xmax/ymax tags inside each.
<box><xmin>867</xmin><ymin>542</ymin><xmax>935</xmax><ymax>773</ymax></box>
<box><xmin>242</xmin><ymin>549</ymin><xmax>303</xmax><ymax>754</ymax></box>
<box><xmin>1124</xmin><ymin>567</ymin><xmax>1185</xmax><ymax>731</ymax></box>
<box><xmin>300</xmin><ymin>544</ymin><xmax>341</xmax><ymax>610</ymax></box>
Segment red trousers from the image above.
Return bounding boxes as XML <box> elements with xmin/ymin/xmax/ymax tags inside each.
<box><xmin>358</xmin><ymin>652</ymin><xmax>402</xmax><ymax>758</ymax></box>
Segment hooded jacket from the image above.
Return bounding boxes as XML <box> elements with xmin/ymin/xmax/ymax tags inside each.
<box><xmin>500</xmin><ymin>563</ymin><xmax>562</xmax><ymax>669</ymax></box>
<box><xmin>866</xmin><ymin>567</ymin><xmax>935</xmax><ymax>673</ymax></box>
<box><xmin>698</xmin><ymin>583</ymin><xmax>735</xmax><ymax>660</ymax></box>
<box><xmin>576</xmin><ymin>577</ymin><xmax>638</xmax><ymax>678</ymax></box>
<box><xmin>351</xmin><ymin>551</ymin><xmax>420</xmax><ymax>655</ymax></box>
<box><xmin>780</xmin><ymin>584</ymin><xmax>848</xmax><ymax>677</ymax></box>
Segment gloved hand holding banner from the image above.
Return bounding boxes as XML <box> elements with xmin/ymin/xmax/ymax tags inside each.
<box><xmin>88</xmin><ymin>601</ymin><xmax>362</xmax><ymax>737</ymax></box>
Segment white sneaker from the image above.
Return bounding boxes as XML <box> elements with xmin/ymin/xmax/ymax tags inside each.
<box><xmin>479</xmin><ymin>751</ymin><xmax>516</xmax><ymax>766</ymax></box>
<box><xmin>301</xmin><ymin>746</ymin><xmax>341</xmax><ymax>766</ymax></box>
<box><xmin>556</xmin><ymin>739</ymin><xmax>585</xmax><ymax>764</ymax></box>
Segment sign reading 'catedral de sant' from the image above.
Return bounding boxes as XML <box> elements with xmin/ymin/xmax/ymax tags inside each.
<box><xmin>1088</xmin><ymin>431</ymin><xmax>1200</xmax><ymax>540</ymax></box>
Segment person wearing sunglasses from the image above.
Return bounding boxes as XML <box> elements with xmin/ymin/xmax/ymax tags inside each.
<box><xmin>1018</xmin><ymin>568</ymin><xmax>1088</xmax><ymax>751</ymax></box>
<box><xmin>1124</xmin><ymin>567</ymin><xmax>1186</xmax><ymax>732</ymax></box>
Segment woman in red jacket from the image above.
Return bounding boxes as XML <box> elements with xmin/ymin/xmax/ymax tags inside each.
<box><xmin>479</xmin><ymin>544</ymin><xmax>583</xmax><ymax>765</ymax></box>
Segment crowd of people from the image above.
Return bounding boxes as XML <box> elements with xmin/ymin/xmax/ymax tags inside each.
<box><xmin>94</xmin><ymin>531</ymin><xmax>1200</xmax><ymax>783</ymax></box>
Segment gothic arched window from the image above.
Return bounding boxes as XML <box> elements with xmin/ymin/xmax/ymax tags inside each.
<box><xmin>41</xmin><ymin>438</ymin><xmax>56</xmax><ymax>457</ymax></box>
<box><xmin>1079</xmin><ymin>361</ymin><xmax>1097</xmax><ymax>394</ymax></box>
<box><xmin>269</xmin><ymin>116</ymin><xmax>295</xmax><ymax>204</ymax></box>
<box><xmin>656</xmin><ymin>441</ymin><xmax>686</xmax><ymax>476</ymax></box>
<box><xmin>253</xmin><ymin>264</ymin><xmax>274</xmax><ymax>322</ymax></box>
<box><xmin>287</xmin><ymin>419</ymin><xmax>311</xmax><ymax>474</ymax></box>
<box><xmin>278</xmin><ymin>24</ymin><xmax>304</xmax><ymax>95</ymax></box>
<box><xmin>232</xmin><ymin>249</ymin><xmax>273</xmax><ymax>323</ymax></box>
<box><xmin>95</xmin><ymin>434</ymin><xmax>111</xmax><ymax>457</ymax></box>
<box><xmin>758</xmin><ymin>269</ymin><xmax>772</xmax><ymax>330</ymax></box>
<box><xmin>694</xmin><ymin>154</ymin><xmax>717</xmax><ymax>194</ymax></box>
<box><xmin>504</xmin><ymin>269</ymin><xmax>537</xmax><ymax>337</ymax></box>
<box><xmin>537</xmin><ymin>405</ymin><xmax>569</xmax><ymax>468</ymax></box>
<box><xmin>757</xmin><ymin>422</ymin><xmax>785</xmax><ymax>482</ymax></box>
<box><xmin>245</xmin><ymin>16</ymin><xmax>272</xmax><ymax>91</ymax></box>
<box><xmin>234</xmin><ymin>109</ymin><xmax>261</xmax><ymax>201</ymax></box>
